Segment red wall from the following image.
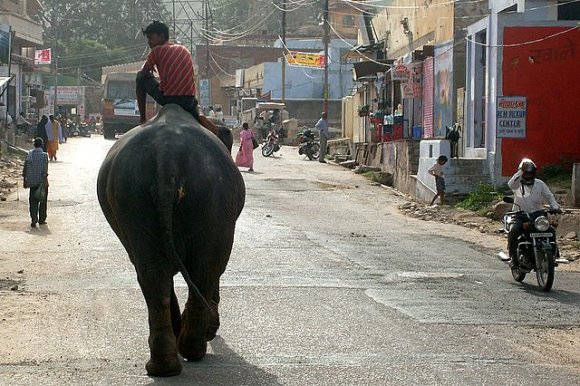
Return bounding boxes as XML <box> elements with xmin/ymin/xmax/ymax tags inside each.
<box><xmin>501</xmin><ymin>27</ymin><xmax>580</xmax><ymax>176</ymax></box>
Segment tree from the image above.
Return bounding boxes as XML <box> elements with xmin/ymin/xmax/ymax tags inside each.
<box><xmin>34</xmin><ymin>0</ymin><xmax>170</xmax><ymax>80</ymax></box>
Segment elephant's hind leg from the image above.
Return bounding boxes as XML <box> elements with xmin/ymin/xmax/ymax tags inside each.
<box><xmin>136</xmin><ymin>265</ymin><xmax>182</xmax><ymax>377</ymax></box>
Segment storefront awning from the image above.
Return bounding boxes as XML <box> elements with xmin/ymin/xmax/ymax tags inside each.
<box><xmin>0</xmin><ymin>76</ymin><xmax>14</xmax><ymax>98</ymax></box>
<box><xmin>352</xmin><ymin>60</ymin><xmax>393</xmax><ymax>81</ymax></box>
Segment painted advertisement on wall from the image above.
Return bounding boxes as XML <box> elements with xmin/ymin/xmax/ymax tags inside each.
<box><xmin>433</xmin><ymin>41</ymin><xmax>454</xmax><ymax>138</ymax></box>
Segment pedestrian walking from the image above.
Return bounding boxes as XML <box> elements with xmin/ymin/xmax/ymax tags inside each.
<box><xmin>16</xmin><ymin>112</ymin><xmax>32</xmax><ymax>136</ymax></box>
<box><xmin>23</xmin><ymin>137</ymin><xmax>49</xmax><ymax>227</ymax></box>
<box><xmin>35</xmin><ymin>115</ymin><xmax>49</xmax><ymax>152</ymax></box>
<box><xmin>428</xmin><ymin>155</ymin><xmax>448</xmax><ymax>206</ymax></box>
<box><xmin>315</xmin><ymin>112</ymin><xmax>329</xmax><ymax>163</ymax></box>
<box><xmin>46</xmin><ymin>115</ymin><xmax>63</xmax><ymax>161</ymax></box>
<box><xmin>235</xmin><ymin>123</ymin><xmax>255</xmax><ymax>172</ymax></box>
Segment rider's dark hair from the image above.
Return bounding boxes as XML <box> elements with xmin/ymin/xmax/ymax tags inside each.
<box><xmin>142</xmin><ymin>21</ymin><xmax>169</xmax><ymax>41</ymax></box>
<box><xmin>438</xmin><ymin>155</ymin><xmax>448</xmax><ymax>163</ymax></box>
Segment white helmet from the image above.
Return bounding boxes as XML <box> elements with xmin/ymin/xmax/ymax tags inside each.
<box><xmin>519</xmin><ymin>158</ymin><xmax>537</xmax><ymax>185</ymax></box>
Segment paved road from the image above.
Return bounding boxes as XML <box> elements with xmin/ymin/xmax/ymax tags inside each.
<box><xmin>0</xmin><ymin>136</ymin><xmax>579</xmax><ymax>385</ymax></box>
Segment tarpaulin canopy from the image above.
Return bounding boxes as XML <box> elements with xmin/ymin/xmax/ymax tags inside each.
<box><xmin>0</xmin><ymin>76</ymin><xmax>14</xmax><ymax>98</ymax></box>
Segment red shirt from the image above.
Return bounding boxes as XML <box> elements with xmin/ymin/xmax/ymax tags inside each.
<box><xmin>142</xmin><ymin>42</ymin><xmax>196</xmax><ymax>96</ymax></box>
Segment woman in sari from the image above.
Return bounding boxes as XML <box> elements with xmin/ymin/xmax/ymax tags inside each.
<box><xmin>45</xmin><ymin>115</ymin><xmax>63</xmax><ymax>161</ymax></box>
<box><xmin>235</xmin><ymin>122</ymin><xmax>255</xmax><ymax>172</ymax></box>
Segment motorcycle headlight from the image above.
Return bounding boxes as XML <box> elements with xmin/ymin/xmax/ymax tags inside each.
<box><xmin>534</xmin><ymin>216</ymin><xmax>550</xmax><ymax>232</ymax></box>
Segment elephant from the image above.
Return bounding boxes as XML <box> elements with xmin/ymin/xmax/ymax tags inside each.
<box><xmin>97</xmin><ymin>104</ymin><xmax>245</xmax><ymax>377</ymax></box>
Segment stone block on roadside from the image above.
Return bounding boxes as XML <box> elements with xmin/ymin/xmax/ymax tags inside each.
<box><xmin>564</xmin><ymin>231</ymin><xmax>578</xmax><ymax>241</ymax></box>
<box><xmin>492</xmin><ymin>202</ymin><xmax>512</xmax><ymax>220</ymax></box>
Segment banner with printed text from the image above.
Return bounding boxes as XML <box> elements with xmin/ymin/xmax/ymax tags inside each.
<box><xmin>286</xmin><ymin>51</ymin><xmax>326</xmax><ymax>68</ymax></box>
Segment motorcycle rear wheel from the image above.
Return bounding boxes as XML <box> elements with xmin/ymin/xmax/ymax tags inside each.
<box><xmin>262</xmin><ymin>143</ymin><xmax>274</xmax><ymax>157</ymax></box>
<box><xmin>536</xmin><ymin>249</ymin><xmax>555</xmax><ymax>292</ymax></box>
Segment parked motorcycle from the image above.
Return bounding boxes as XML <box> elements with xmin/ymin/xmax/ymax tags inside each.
<box><xmin>297</xmin><ymin>128</ymin><xmax>319</xmax><ymax>160</ymax></box>
<box><xmin>499</xmin><ymin>196</ymin><xmax>563</xmax><ymax>291</ymax></box>
<box><xmin>262</xmin><ymin>128</ymin><xmax>281</xmax><ymax>157</ymax></box>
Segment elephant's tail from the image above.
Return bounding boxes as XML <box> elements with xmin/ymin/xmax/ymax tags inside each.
<box><xmin>156</xmin><ymin>155</ymin><xmax>216</xmax><ymax>319</ymax></box>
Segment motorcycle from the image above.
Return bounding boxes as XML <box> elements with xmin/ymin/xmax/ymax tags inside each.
<box><xmin>297</xmin><ymin>128</ymin><xmax>320</xmax><ymax>160</ymax></box>
<box><xmin>78</xmin><ymin>122</ymin><xmax>91</xmax><ymax>137</ymax></box>
<box><xmin>261</xmin><ymin>129</ymin><xmax>281</xmax><ymax>157</ymax></box>
<box><xmin>65</xmin><ymin>122</ymin><xmax>80</xmax><ymax>138</ymax></box>
<box><xmin>499</xmin><ymin>196</ymin><xmax>564</xmax><ymax>291</ymax></box>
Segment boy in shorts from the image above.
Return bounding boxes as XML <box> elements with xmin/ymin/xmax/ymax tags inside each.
<box><xmin>428</xmin><ymin>155</ymin><xmax>448</xmax><ymax>206</ymax></box>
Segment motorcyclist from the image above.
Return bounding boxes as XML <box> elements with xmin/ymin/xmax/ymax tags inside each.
<box><xmin>266</xmin><ymin>126</ymin><xmax>279</xmax><ymax>143</ymax></box>
<box><xmin>507</xmin><ymin>158</ymin><xmax>560</xmax><ymax>267</ymax></box>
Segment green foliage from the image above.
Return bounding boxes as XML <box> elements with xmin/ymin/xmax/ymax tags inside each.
<box><xmin>456</xmin><ymin>183</ymin><xmax>501</xmax><ymax>212</ymax></box>
<box><xmin>35</xmin><ymin>0</ymin><xmax>170</xmax><ymax>80</ymax></box>
<box><xmin>538</xmin><ymin>164</ymin><xmax>572</xmax><ymax>189</ymax></box>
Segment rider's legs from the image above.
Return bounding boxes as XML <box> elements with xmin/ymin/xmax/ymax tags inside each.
<box><xmin>508</xmin><ymin>218</ymin><xmax>524</xmax><ymax>267</ymax></box>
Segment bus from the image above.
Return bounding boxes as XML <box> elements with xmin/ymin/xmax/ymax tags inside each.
<box><xmin>102</xmin><ymin>72</ymin><xmax>156</xmax><ymax>139</ymax></box>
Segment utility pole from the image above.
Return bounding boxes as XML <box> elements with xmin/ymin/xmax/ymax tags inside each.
<box><xmin>204</xmin><ymin>0</ymin><xmax>210</xmax><ymax>78</ymax></box>
<box><xmin>172</xmin><ymin>0</ymin><xmax>176</xmax><ymax>40</ymax></box>
<box><xmin>323</xmin><ymin>0</ymin><xmax>329</xmax><ymax>115</ymax></box>
<box><xmin>76</xmin><ymin>67</ymin><xmax>81</xmax><ymax>117</ymax></box>
<box><xmin>281</xmin><ymin>0</ymin><xmax>286</xmax><ymax>103</ymax></box>
<box><xmin>53</xmin><ymin>15</ymin><xmax>58</xmax><ymax>117</ymax></box>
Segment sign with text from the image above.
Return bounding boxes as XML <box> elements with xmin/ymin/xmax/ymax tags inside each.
<box><xmin>286</xmin><ymin>51</ymin><xmax>326</xmax><ymax>68</ymax></box>
<box><xmin>35</xmin><ymin>48</ymin><xmax>52</xmax><ymax>65</ymax></box>
<box><xmin>392</xmin><ymin>64</ymin><xmax>410</xmax><ymax>81</ymax></box>
<box><xmin>113</xmin><ymin>99</ymin><xmax>139</xmax><ymax>116</ymax></box>
<box><xmin>496</xmin><ymin>96</ymin><xmax>527</xmax><ymax>138</ymax></box>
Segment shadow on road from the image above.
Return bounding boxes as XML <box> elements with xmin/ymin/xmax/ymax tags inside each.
<box><xmin>512</xmin><ymin>281</ymin><xmax>580</xmax><ymax>306</ymax></box>
<box><xmin>145</xmin><ymin>336</ymin><xmax>281</xmax><ymax>385</ymax></box>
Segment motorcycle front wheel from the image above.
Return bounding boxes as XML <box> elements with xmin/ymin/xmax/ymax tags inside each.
<box><xmin>307</xmin><ymin>143</ymin><xmax>320</xmax><ymax>160</ymax></box>
<box><xmin>511</xmin><ymin>267</ymin><xmax>526</xmax><ymax>282</ymax></box>
<box><xmin>262</xmin><ymin>143</ymin><xmax>274</xmax><ymax>157</ymax></box>
<box><xmin>536</xmin><ymin>248</ymin><xmax>555</xmax><ymax>292</ymax></box>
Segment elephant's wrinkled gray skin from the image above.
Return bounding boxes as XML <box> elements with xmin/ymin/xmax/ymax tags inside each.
<box><xmin>97</xmin><ymin>104</ymin><xmax>245</xmax><ymax>377</ymax></box>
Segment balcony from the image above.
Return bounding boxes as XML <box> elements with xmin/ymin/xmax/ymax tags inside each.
<box><xmin>0</xmin><ymin>12</ymin><xmax>43</xmax><ymax>46</ymax></box>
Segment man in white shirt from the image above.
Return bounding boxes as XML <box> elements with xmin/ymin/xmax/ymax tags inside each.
<box><xmin>506</xmin><ymin>158</ymin><xmax>560</xmax><ymax>267</ymax></box>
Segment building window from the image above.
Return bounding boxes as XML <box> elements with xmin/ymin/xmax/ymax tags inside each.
<box><xmin>558</xmin><ymin>1</ymin><xmax>580</xmax><ymax>20</ymax></box>
<box><xmin>342</xmin><ymin>15</ymin><xmax>355</xmax><ymax>27</ymax></box>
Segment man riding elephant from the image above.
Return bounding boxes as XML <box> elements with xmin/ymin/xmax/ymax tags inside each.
<box><xmin>136</xmin><ymin>20</ymin><xmax>218</xmax><ymax>136</ymax></box>
<box><xmin>97</xmin><ymin>104</ymin><xmax>245</xmax><ymax>377</ymax></box>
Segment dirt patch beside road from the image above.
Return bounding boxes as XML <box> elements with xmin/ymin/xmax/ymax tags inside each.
<box><xmin>0</xmin><ymin>155</ymin><xmax>23</xmax><ymax>201</ymax></box>
<box><xmin>397</xmin><ymin>201</ymin><xmax>580</xmax><ymax>272</ymax></box>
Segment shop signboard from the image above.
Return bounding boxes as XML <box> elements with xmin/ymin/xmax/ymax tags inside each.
<box><xmin>392</xmin><ymin>64</ymin><xmax>410</xmax><ymax>81</ymax></box>
<box><xmin>35</xmin><ymin>48</ymin><xmax>52</xmax><ymax>65</ymax></box>
<box><xmin>496</xmin><ymin>96</ymin><xmax>527</xmax><ymax>138</ymax></box>
<box><xmin>286</xmin><ymin>51</ymin><xmax>326</xmax><ymax>68</ymax></box>
<box><xmin>199</xmin><ymin>79</ymin><xmax>210</xmax><ymax>108</ymax></box>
